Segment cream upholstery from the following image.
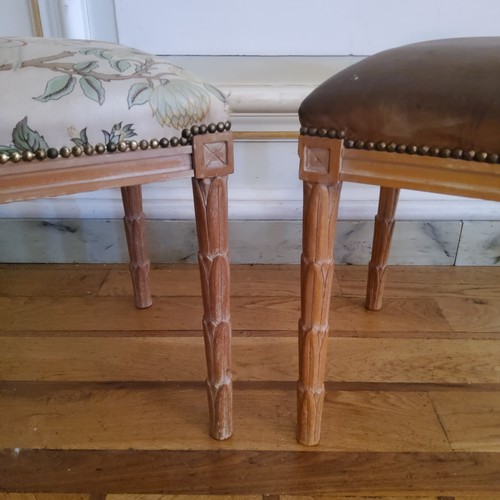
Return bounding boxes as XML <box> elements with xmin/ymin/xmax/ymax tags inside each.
<box><xmin>0</xmin><ymin>37</ymin><xmax>229</xmax><ymax>156</ymax></box>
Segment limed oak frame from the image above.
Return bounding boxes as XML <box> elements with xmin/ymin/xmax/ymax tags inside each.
<box><xmin>0</xmin><ymin>131</ymin><xmax>235</xmax><ymax>441</ymax></box>
<box><xmin>297</xmin><ymin>135</ymin><xmax>500</xmax><ymax>445</ymax></box>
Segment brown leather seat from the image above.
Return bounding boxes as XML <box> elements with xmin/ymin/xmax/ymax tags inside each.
<box><xmin>296</xmin><ymin>38</ymin><xmax>500</xmax><ymax>446</ymax></box>
<box><xmin>299</xmin><ymin>37</ymin><xmax>500</xmax><ymax>161</ymax></box>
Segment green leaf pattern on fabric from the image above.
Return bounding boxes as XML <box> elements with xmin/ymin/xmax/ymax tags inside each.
<box><xmin>102</xmin><ymin>122</ymin><xmax>137</xmax><ymax>145</ymax></box>
<box><xmin>22</xmin><ymin>45</ymin><xmax>216</xmax><ymax>127</ymax></box>
<box><xmin>1</xmin><ymin>118</ymin><xmax>137</xmax><ymax>154</ymax></box>
<box><xmin>34</xmin><ymin>75</ymin><xmax>77</xmax><ymax>102</ymax></box>
<box><xmin>79</xmin><ymin>75</ymin><xmax>105</xmax><ymax>104</ymax></box>
<box><xmin>12</xmin><ymin>116</ymin><xmax>49</xmax><ymax>152</ymax></box>
<box><xmin>127</xmin><ymin>82</ymin><xmax>153</xmax><ymax>108</ymax></box>
<box><xmin>70</xmin><ymin>127</ymin><xmax>89</xmax><ymax>147</ymax></box>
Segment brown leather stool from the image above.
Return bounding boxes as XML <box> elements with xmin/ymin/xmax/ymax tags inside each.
<box><xmin>297</xmin><ymin>38</ymin><xmax>500</xmax><ymax>445</ymax></box>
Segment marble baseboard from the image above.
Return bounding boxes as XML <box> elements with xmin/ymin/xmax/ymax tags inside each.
<box><xmin>456</xmin><ymin>221</ymin><xmax>500</xmax><ymax>266</ymax></box>
<box><xmin>0</xmin><ymin>218</ymin><xmax>498</xmax><ymax>265</ymax></box>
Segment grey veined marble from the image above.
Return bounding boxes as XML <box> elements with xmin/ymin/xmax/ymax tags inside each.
<box><xmin>456</xmin><ymin>221</ymin><xmax>500</xmax><ymax>265</ymax></box>
<box><xmin>0</xmin><ymin>218</ymin><xmax>498</xmax><ymax>265</ymax></box>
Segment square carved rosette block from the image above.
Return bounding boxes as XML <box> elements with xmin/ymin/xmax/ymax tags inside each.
<box><xmin>299</xmin><ymin>136</ymin><xmax>342</xmax><ymax>185</ymax></box>
<box><xmin>193</xmin><ymin>131</ymin><xmax>234</xmax><ymax>179</ymax></box>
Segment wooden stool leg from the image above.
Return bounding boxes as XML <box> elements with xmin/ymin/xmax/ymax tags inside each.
<box><xmin>192</xmin><ymin>175</ymin><xmax>232</xmax><ymax>440</ymax></box>
<box><xmin>121</xmin><ymin>185</ymin><xmax>152</xmax><ymax>309</ymax></box>
<box><xmin>298</xmin><ymin>180</ymin><xmax>342</xmax><ymax>446</ymax></box>
<box><xmin>365</xmin><ymin>186</ymin><xmax>400</xmax><ymax>311</ymax></box>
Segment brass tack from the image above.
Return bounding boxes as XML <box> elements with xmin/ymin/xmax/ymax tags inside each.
<box><xmin>208</xmin><ymin>123</ymin><xmax>217</xmax><ymax>133</ymax></box>
<box><xmin>72</xmin><ymin>146</ymin><xmax>83</xmax><ymax>157</ymax></box>
<box><xmin>170</xmin><ymin>137</ymin><xmax>179</xmax><ymax>147</ymax></box>
<box><xmin>300</xmin><ymin>126</ymin><xmax>308</xmax><ymax>135</ymax></box>
<box><xmin>396</xmin><ymin>144</ymin><xmax>406</xmax><ymax>153</ymax></box>
<box><xmin>128</xmin><ymin>140</ymin><xmax>138</xmax><ymax>151</ymax></box>
<box><xmin>439</xmin><ymin>148</ymin><xmax>451</xmax><ymax>158</ymax></box>
<box><xmin>47</xmin><ymin>147</ymin><xmax>59</xmax><ymax>159</ymax></box>
<box><xmin>407</xmin><ymin>144</ymin><xmax>418</xmax><ymax>155</ymax></box>
<box><xmin>95</xmin><ymin>144</ymin><xmax>106</xmax><ymax>154</ymax></box>
<box><xmin>451</xmin><ymin>148</ymin><xmax>463</xmax><ymax>159</ymax></box>
<box><xmin>318</xmin><ymin>128</ymin><xmax>327</xmax><ymax>137</ymax></box>
<box><xmin>417</xmin><ymin>145</ymin><xmax>430</xmax><ymax>155</ymax></box>
<box><xmin>190</xmin><ymin>126</ymin><xmax>200</xmax><ymax>136</ymax></box>
<box><xmin>354</xmin><ymin>139</ymin><xmax>364</xmax><ymax>149</ymax></box>
<box><xmin>10</xmin><ymin>151</ymin><xmax>22</xmax><ymax>162</ymax></box>
<box><xmin>159</xmin><ymin>138</ymin><xmax>169</xmax><ymax>148</ymax></box>
<box><xmin>364</xmin><ymin>141</ymin><xmax>375</xmax><ymax>150</ymax></box>
<box><xmin>463</xmin><ymin>150</ymin><xmax>475</xmax><ymax>161</ymax></box>
<box><xmin>150</xmin><ymin>139</ymin><xmax>159</xmax><ymax>149</ymax></box>
<box><xmin>344</xmin><ymin>139</ymin><xmax>355</xmax><ymax>148</ymax></box>
<box><xmin>179</xmin><ymin>137</ymin><xmax>189</xmax><ymax>146</ymax></box>
<box><xmin>106</xmin><ymin>143</ymin><xmax>117</xmax><ymax>153</ymax></box>
<box><xmin>336</xmin><ymin>130</ymin><xmax>346</xmax><ymax>139</ymax></box>
<box><xmin>35</xmin><ymin>149</ymin><xmax>47</xmax><ymax>160</ymax></box>
<box><xmin>224</xmin><ymin>121</ymin><xmax>231</xmax><ymax>131</ymax></box>
<box><xmin>139</xmin><ymin>140</ymin><xmax>149</xmax><ymax>150</ymax></box>
<box><xmin>475</xmin><ymin>151</ymin><xmax>488</xmax><ymax>162</ymax></box>
<box><xmin>117</xmin><ymin>141</ymin><xmax>128</xmax><ymax>152</ymax></box>
<box><xmin>181</xmin><ymin>129</ymin><xmax>192</xmax><ymax>139</ymax></box>
<box><xmin>327</xmin><ymin>129</ymin><xmax>337</xmax><ymax>139</ymax></box>
<box><xmin>375</xmin><ymin>142</ymin><xmax>387</xmax><ymax>151</ymax></box>
<box><xmin>83</xmin><ymin>144</ymin><xmax>94</xmax><ymax>156</ymax></box>
<box><xmin>429</xmin><ymin>146</ymin><xmax>440</xmax><ymax>156</ymax></box>
<box><xmin>216</xmin><ymin>122</ymin><xmax>225</xmax><ymax>132</ymax></box>
<box><xmin>386</xmin><ymin>142</ymin><xmax>397</xmax><ymax>152</ymax></box>
<box><xmin>0</xmin><ymin>153</ymin><xmax>10</xmax><ymax>163</ymax></box>
<box><xmin>308</xmin><ymin>127</ymin><xmax>318</xmax><ymax>136</ymax></box>
<box><xmin>199</xmin><ymin>124</ymin><xmax>208</xmax><ymax>135</ymax></box>
<box><xmin>22</xmin><ymin>151</ymin><xmax>35</xmax><ymax>161</ymax></box>
<box><xmin>60</xmin><ymin>147</ymin><xmax>71</xmax><ymax>158</ymax></box>
<box><xmin>487</xmin><ymin>153</ymin><xmax>499</xmax><ymax>163</ymax></box>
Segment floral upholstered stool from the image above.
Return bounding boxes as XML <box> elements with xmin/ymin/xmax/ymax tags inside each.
<box><xmin>296</xmin><ymin>38</ymin><xmax>500</xmax><ymax>445</ymax></box>
<box><xmin>0</xmin><ymin>37</ymin><xmax>233</xmax><ymax>440</ymax></box>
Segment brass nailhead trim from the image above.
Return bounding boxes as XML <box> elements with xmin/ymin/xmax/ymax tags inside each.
<box><xmin>299</xmin><ymin>126</ymin><xmax>500</xmax><ymax>164</ymax></box>
<box><xmin>1</xmin><ymin>121</ymin><xmax>231</xmax><ymax>165</ymax></box>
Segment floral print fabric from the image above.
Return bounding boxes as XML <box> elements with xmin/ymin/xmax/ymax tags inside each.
<box><xmin>0</xmin><ymin>37</ymin><xmax>229</xmax><ymax>155</ymax></box>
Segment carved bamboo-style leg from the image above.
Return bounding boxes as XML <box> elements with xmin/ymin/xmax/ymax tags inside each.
<box><xmin>298</xmin><ymin>136</ymin><xmax>343</xmax><ymax>446</ymax></box>
<box><xmin>365</xmin><ymin>186</ymin><xmax>400</xmax><ymax>311</ymax></box>
<box><xmin>298</xmin><ymin>180</ymin><xmax>342</xmax><ymax>445</ymax></box>
<box><xmin>121</xmin><ymin>185</ymin><xmax>152</xmax><ymax>309</ymax></box>
<box><xmin>192</xmin><ymin>175</ymin><xmax>232</xmax><ymax>440</ymax></box>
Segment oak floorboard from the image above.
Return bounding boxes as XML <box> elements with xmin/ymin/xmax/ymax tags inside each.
<box><xmin>1</xmin><ymin>449</ymin><xmax>500</xmax><ymax>495</ymax></box>
<box><xmin>435</xmin><ymin>297</ymin><xmax>500</xmax><ymax>333</ymax></box>
<box><xmin>1</xmin><ymin>337</ymin><xmax>500</xmax><ymax>385</ymax></box>
<box><xmin>106</xmin><ymin>496</ymin><xmax>261</xmax><ymax>499</ymax></box>
<box><xmin>98</xmin><ymin>265</ymin><xmax>337</xmax><ymax>298</ymax></box>
<box><xmin>0</xmin><ymin>264</ymin><xmax>499</xmax><ymax>497</ymax></box>
<box><xmin>0</xmin><ymin>268</ymin><xmax>110</xmax><ymax>297</ymax></box>
<box><xmin>334</xmin><ymin>265</ymin><xmax>500</xmax><ymax>284</ymax></box>
<box><xmin>281</xmin><ymin>497</ymin><xmax>440</xmax><ymax>500</ymax></box>
<box><xmin>0</xmin><ymin>296</ymin><xmax>451</xmax><ymax>333</ymax></box>
<box><xmin>0</xmin><ymin>495</ymin><xmax>91</xmax><ymax>499</ymax></box>
<box><xmin>0</xmin><ymin>384</ymin><xmax>450</xmax><ymax>452</ymax></box>
<box><xmin>430</xmin><ymin>391</ymin><xmax>500</xmax><ymax>452</ymax></box>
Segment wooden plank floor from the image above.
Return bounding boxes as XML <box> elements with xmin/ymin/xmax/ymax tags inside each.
<box><xmin>1</xmin><ymin>263</ymin><xmax>500</xmax><ymax>499</ymax></box>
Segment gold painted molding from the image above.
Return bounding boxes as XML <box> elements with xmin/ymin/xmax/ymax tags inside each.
<box><xmin>232</xmin><ymin>131</ymin><xmax>298</xmax><ymax>140</ymax></box>
<box><xmin>30</xmin><ymin>0</ymin><xmax>44</xmax><ymax>37</ymax></box>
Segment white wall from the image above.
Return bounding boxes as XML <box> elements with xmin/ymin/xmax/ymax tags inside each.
<box><xmin>115</xmin><ymin>0</ymin><xmax>500</xmax><ymax>56</ymax></box>
<box><xmin>0</xmin><ymin>0</ymin><xmax>36</xmax><ymax>36</ymax></box>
